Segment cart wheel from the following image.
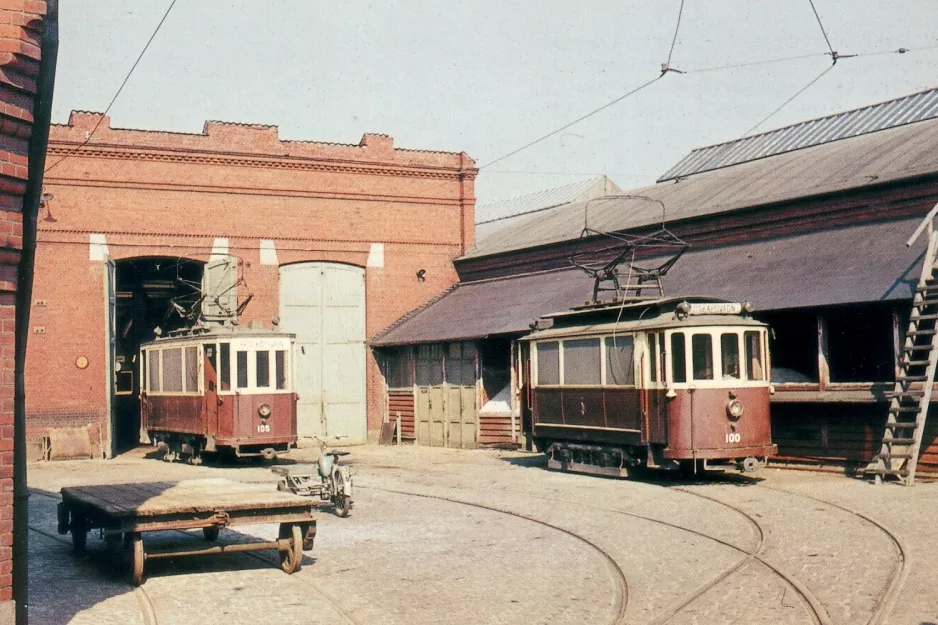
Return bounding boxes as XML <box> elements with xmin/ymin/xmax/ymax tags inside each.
<box><xmin>332</xmin><ymin>472</ymin><xmax>350</xmax><ymax>517</ymax></box>
<box><xmin>202</xmin><ymin>526</ymin><xmax>219</xmax><ymax>542</ymax></box>
<box><xmin>129</xmin><ymin>533</ymin><xmax>145</xmax><ymax>586</ymax></box>
<box><xmin>71</xmin><ymin>527</ymin><xmax>87</xmax><ymax>553</ymax></box>
<box><xmin>278</xmin><ymin>524</ymin><xmax>303</xmax><ymax>574</ymax></box>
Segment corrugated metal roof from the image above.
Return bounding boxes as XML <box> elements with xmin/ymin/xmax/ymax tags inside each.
<box><xmin>463</xmin><ymin>114</ymin><xmax>938</xmax><ymax>260</ymax></box>
<box><xmin>659</xmin><ymin>86</ymin><xmax>938</xmax><ymax>182</ymax></box>
<box><xmin>373</xmin><ymin>216</ymin><xmax>924</xmax><ymax>346</ymax></box>
<box><xmin>475</xmin><ymin>176</ymin><xmax>620</xmax><ymax>225</ymax></box>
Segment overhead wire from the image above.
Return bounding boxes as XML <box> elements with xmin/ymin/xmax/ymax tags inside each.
<box><xmin>478</xmin><ymin>74</ymin><xmax>663</xmax><ymax>170</ymax></box>
<box><xmin>665</xmin><ymin>0</ymin><xmax>686</xmax><ymax>68</ymax></box>
<box><xmin>741</xmin><ymin>64</ymin><xmax>835</xmax><ymax>136</ymax></box>
<box><xmin>807</xmin><ymin>0</ymin><xmax>837</xmax><ymax>59</ymax></box>
<box><xmin>44</xmin><ymin>0</ymin><xmax>178</xmax><ymax>175</ymax></box>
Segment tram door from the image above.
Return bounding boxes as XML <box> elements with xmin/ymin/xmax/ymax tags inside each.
<box><xmin>203</xmin><ymin>344</ymin><xmax>219</xmax><ymax>441</ymax></box>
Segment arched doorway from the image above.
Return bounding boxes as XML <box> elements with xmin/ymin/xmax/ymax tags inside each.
<box><xmin>279</xmin><ymin>262</ymin><xmax>366</xmax><ymax>443</ymax></box>
<box><xmin>112</xmin><ymin>257</ymin><xmax>205</xmax><ymax>452</ymax></box>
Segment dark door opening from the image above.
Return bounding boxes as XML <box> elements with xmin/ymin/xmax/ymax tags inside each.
<box><xmin>113</xmin><ymin>257</ymin><xmax>204</xmax><ymax>452</ymax></box>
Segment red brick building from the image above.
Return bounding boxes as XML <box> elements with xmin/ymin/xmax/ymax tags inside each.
<box><xmin>29</xmin><ymin>112</ymin><xmax>475</xmax><ymax>457</ymax></box>
<box><xmin>0</xmin><ymin>0</ymin><xmax>56</xmax><ymax>621</ymax></box>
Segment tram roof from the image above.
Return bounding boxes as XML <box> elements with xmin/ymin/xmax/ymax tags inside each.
<box><xmin>521</xmin><ymin>312</ymin><xmax>766</xmax><ymax>342</ymax></box>
<box><xmin>371</xmin><ymin>215</ymin><xmax>922</xmax><ymax>347</ymax></box>
<box><xmin>143</xmin><ymin>325</ymin><xmax>295</xmax><ymax>347</ymax></box>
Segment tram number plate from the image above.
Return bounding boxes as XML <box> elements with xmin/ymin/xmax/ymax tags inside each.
<box><xmin>257</xmin><ymin>424</ymin><xmax>271</xmax><ymax>433</ymax></box>
<box><xmin>725</xmin><ymin>432</ymin><xmax>741</xmax><ymax>444</ymax></box>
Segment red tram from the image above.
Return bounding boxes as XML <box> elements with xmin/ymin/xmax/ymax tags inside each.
<box><xmin>140</xmin><ymin>327</ymin><xmax>297</xmax><ymax>463</ymax></box>
<box><xmin>522</xmin><ymin>297</ymin><xmax>777</xmax><ymax>477</ymax></box>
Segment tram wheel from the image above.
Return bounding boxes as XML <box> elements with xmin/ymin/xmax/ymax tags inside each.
<box><xmin>129</xmin><ymin>533</ymin><xmax>145</xmax><ymax>586</ymax></box>
<box><xmin>202</xmin><ymin>526</ymin><xmax>219</xmax><ymax>542</ymax></box>
<box><xmin>278</xmin><ymin>524</ymin><xmax>303</xmax><ymax>574</ymax></box>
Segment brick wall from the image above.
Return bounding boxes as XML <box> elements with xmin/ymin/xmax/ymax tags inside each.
<box><xmin>0</xmin><ymin>0</ymin><xmax>47</xmax><ymax>620</ymax></box>
<box><xmin>31</xmin><ymin>113</ymin><xmax>476</xmax><ymax>451</ymax></box>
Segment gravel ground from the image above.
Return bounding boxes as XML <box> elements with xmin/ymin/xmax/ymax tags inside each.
<box><xmin>25</xmin><ymin>445</ymin><xmax>938</xmax><ymax>625</ymax></box>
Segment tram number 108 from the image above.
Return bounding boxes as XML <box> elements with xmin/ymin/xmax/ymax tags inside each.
<box><xmin>725</xmin><ymin>432</ymin><xmax>742</xmax><ymax>444</ymax></box>
<box><xmin>257</xmin><ymin>424</ymin><xmax>271</xmax><ymax>433</ymax></box>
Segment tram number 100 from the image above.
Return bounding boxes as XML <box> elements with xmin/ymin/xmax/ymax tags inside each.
<box><xmin>725</xmin><ymin>432</ymin><xmax>742</xmax><ymax>444</ymax></box>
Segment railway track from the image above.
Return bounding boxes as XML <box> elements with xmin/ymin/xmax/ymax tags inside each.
<box><xmin>360</xmin><ymin>484</ymin><xmax>631</xmax><ymax>625</ymax></box>
<box><xmin>755</xmin><ymin>484</ymin><xmax>907</xmax><ymax>625</ymax></box>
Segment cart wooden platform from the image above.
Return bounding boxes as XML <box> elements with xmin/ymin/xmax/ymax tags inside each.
<box><xmin>56</xmin><ymin>478</ymin><xmax>317</xmax><ymax>585</ymax></box>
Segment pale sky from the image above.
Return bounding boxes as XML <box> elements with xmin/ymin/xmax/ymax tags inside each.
<box><xmin>52</xmin><ymin>1</ymin><xmax>938</xmax><ymax>206</ymax></box>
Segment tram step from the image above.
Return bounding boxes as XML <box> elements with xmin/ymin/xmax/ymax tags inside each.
<box><xmin>892</xmin><ymin>406</ymin><xmax>922</xmax><ymax>413</ymax></box>
<box><xmin>889</xmin><ymin>422</ymin><xmax>920</xmax><ymax>429</ymax></box>
<box><xmin>906</xmin><ymin>330</ymin><xmax>938</xmax><ymax>336</ymax></box>
<box><xmin>885</xmin><ymin>392</ymin><xmax>925</xmax><ymax>399</ymax></box>
<box><xmin>903</xmin><ymin>344</ymin><xmax>935</xmax><ymax>352</ymax></box>
<box><xmin>901</xmin><ymin>359</ymin><xmax>931</xmax><ymax>367</ymax></box>
<box><xmin>866</xmin><ymin>468</ymin><xmax>910</xmax><ymax>477</ymax></box>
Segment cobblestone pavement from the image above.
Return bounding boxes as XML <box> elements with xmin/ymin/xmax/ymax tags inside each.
<box><xmin>26</xmin><ymin>445</ymin><xmax>938</xmax><ymax>625</ymax></box>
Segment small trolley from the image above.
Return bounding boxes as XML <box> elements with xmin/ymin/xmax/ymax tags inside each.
<box><xmin>56</xmin><ymin>478</ymin><xmax>317</xmax><ymax>585</ymax></box>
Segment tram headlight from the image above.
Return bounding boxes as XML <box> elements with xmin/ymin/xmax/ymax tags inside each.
<box><xmin>258</xmin><ymin>403</ymin><xmax>272</xmax><ymax>418</ymax></box>
<box><xmin>726</xmin><ymin>398</ymin><xmax>744</xmax><ymax>420</ymax></box>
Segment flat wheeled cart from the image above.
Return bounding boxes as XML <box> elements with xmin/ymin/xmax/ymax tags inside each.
<box><xmin>57</xmin><ymin>478</ymin><xmax>317</xmax><ymax>585</ymax></box>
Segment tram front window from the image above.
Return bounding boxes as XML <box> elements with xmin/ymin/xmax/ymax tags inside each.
<box><xmin>721</xmin><ymin>333</ymin><xmax>741</xmax><ymax>380</ymax></box>
<box><xmin>745</xmin><ymin>331</ymin><xmax>765</xmax><ymax>381</ymax></box>
<box><xmin>692</xmin><ymin>334</ymin><xmax>714</xmax><ymax>380</ymax></box>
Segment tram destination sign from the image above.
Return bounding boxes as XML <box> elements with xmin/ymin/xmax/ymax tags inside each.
<box><xmin>685</xmin><ymin>302</ymin><xmax>743</xmax><ymax>315</ymax></box>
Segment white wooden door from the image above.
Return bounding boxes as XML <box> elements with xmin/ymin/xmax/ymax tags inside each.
<box><xmin>279</xmin><ymin>263</ymin><xmax>366</xmax><ymax>443</ymax></box>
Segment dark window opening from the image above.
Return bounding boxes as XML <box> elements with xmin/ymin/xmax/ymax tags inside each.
<box><xmin>275</xmin><ymin>350</ymin><xmax>287</xmax><ymax>390</ymax></box>
<box><xmin>692</xmin><ymin>334</ymin><xmax>714</xmax><ymax>380</ymax></box>
<box><xmin>827</xmin><ymin>304</ymin><xmax>895</xmax><ymax>383</ymax></box>
<box><xmin>649</xmin><ymin>333</ymin><xmax>658</xmax><ymax>383</ymax></box>
<box><xmin>671</xmin><ymin>333</ymin><xmax>687</xmax><ymax>383</ymax></box>
<box><xmin>721</xmin><ymin>333</ymin><xmax>741</xmax><ymax>380</ymax></box>
<box><xmin>236</xmin><ymin>351</ymin><xmax>248</xmax><ymax>388</ymax></box>
<box><xmin>383</xmin><ymin>348</ymin><xmax>414</xmax><ymax>389</ymax></box>
<box><xmin>480</xmin><ymin>338</ymin><xmax>512</xmax><ymax>403</ymax></box>
<box><xmin>256</xmin><ymin>351</ymin><xmax>270</xmax><ymax>388</ymax></box>
<box><xmin>416</xmin><ymin>344</ymin><xmax>444</xmax><ymax>387</ymax></box>
<box><xmin>219</xmin><ymin>343</ymin><xmax>231</xmax><ymax>391</ymax></box>
<box><xmin>761</xmin><ymin>310</ymin><xmax>819</xmax><ymax>383</ymax></box>
<box><xmin>445</xmin><ymin>342</ymin><xmax>476</xmax><ymax>386</ymax></box>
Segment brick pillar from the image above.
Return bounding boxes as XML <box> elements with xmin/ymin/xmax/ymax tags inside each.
<box><xmin>0</xmin><ymin>2</ymin><xmax>48</xmax><ymax>623</ymax></box>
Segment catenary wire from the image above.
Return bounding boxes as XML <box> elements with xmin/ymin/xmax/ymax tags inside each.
<box><xmin>43</xmin><ymin>0</ymin><xmax>178</xmax><ymax>175</ymax></box>
<box><xmin>479</xmin><ymin>75</ymin><xmax>662</xmax><ymax>170</ymax></box>
<box><xmin>807</xmin><ymin>0</ymin><xmax>837</xmax><ymax>58</ymax></box>
<box><xmin>741</xmin><ymin>64</ymin><xmax>834</xmax><ymax>136</ymax></box>
<box><xmin>665</xmin><ymin>0</ymin><xmax>686</xmax><ymax>68</ymax></box>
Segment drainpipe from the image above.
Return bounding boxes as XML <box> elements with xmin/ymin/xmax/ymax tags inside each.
<box><xmin>14</xmin><ymin>3</ymin><xmax>58</xmax><ymax>623</ymax></box>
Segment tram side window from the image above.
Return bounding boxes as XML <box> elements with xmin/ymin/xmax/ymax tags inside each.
<box><xmin>721</xmin><ymin>333</ymin><xmax>741</xmax><ymax>380</ymax></box>
<box><xmin>219</xmin><ymin>343</ymin><xmax>231</xmax><ymax>391</ymax></box>
<box><xmin>745</xmin><ymin>331</ymin><xmax>765</xmax><ymax>380</ymax></box>
<box><xmin>692</xmin><ymin>334</ymin><xmax>714</xmax><ymax>380</ymax></box>
<box><xmin>275</xmin><ymin>350</ymin><xmax>287</xmax><ymax>390</ymax></box>
<box><xmin>536</xmin><ymin>342</ymin><xmax>560</xmax><ymax>385</ymax></box>
<box><xmin>648</xmin><ymin>333</ymin><xmax>659</xmax><ymax>382</ymax></box>
<box><xmin>236</xmin><ymin>351</ymin><xmax>248</xmax><ymax>389</ymax></box>
<box><xmin>162</xmin><ymin>347</ymin><xmax>183</xmax><ymax>393</ymax></box>
<box><xmin>147</xmin><ymin>349</ymin><xmax>160</xmax><ymax>392</ymax></box>
<box><xmin>671</xmin><ymin>333</ymin><xmax>687</xmax><ymax>383</ymax></box>
<box><xmin>564</xmin><ymin>338</ymin><xmax>601</xmax><ymax>385</ymax></box>
<box><xmin>605</xmin><ymin>336</ymin><xmax>635</xmax><ymax>385</ymax></box>
<box><xmin>256</xmin><ymin>351</ymin><xmax>270</xmax><ymax>388</ymax></box>
<box><xmin>184</xmin><ymin>346</ymin><xmax>199</xmax><ymax>393</ymax></box>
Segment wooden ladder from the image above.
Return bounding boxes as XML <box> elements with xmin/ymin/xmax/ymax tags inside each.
<box><xmin>866</xmin><ymin>203</ymin><xmax>938</xmax><ymax>485</ymax></box>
